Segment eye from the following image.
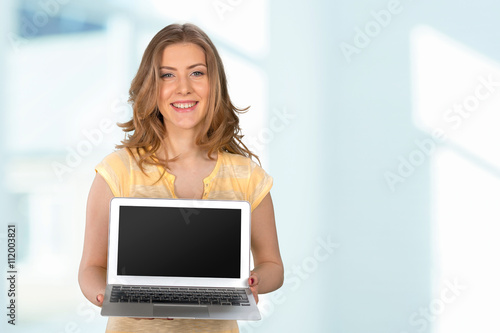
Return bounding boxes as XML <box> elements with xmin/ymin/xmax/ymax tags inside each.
<box><xmin>160</xmin><ymin>73</ymin><xmax>173</xmax><ymax>78</ymax></box>
<box><xmin>191</xmin><ymin>71</ymin><xmax>205</xmax><ymax>77</ymax></box>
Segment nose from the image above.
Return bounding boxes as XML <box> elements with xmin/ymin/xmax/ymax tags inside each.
<box><xmin>177</xmin><ymin>75</ymin><xmax>192</xmax><ymax>95</ymax></box>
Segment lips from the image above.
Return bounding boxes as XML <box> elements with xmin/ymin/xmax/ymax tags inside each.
<box><xmin>170</xmin><ymin>101</ymin><xmax>198</xmax><ymax>112</ymax></box>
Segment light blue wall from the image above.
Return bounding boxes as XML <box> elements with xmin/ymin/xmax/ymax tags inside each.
<box><xmin>263</xmin><ymin>0</ymin><xmax>500</xmax><ymax>332</ymax></box>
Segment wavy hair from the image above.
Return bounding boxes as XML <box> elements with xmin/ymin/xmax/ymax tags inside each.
<box><xmin>117</xmin><ymin>23</ymin><xmax>259</xmax><ymax>175</ymax></box>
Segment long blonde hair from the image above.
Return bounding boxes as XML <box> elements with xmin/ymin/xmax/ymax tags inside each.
<box><xmin>117</xmin><ymin>23</ymin><xmax>259</xmax><ymax>174</ymax></box>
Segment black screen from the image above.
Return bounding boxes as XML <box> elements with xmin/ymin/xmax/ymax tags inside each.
<box><xmin>117</xmin><ymin>206</ymin><xmax>241</xmax><ymax>278</ymax></box>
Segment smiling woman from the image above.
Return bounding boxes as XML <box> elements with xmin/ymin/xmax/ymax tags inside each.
<box><xmin>115</xmin><ymin>23</ymin><xmax>258</xmax><ymax>175</ymax></box>
<box><xmin>77</xmin><ymin>23</ymin><xmax>284</xmax><ymax>333</ymax></box>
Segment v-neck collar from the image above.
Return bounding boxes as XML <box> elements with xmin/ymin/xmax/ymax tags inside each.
<box><xmin>158</xmin><ymin>151</ymin><xmax>222</xmax><ymax>199</ymax></box>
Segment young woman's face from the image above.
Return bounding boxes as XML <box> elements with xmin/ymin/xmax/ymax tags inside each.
<box><xmin>157</xmin><ymin>43</ymin><xmax>210</xmax><ymax>134</ymax></box>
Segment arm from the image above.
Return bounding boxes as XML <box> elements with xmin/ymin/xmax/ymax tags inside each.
<box><xmin>248</xmin><ymin>193</ymin><xmax>284</xmax><ymax>303</ymax></box>
<box><xmin>78</xmin><ymin>173</ymin><xmax>114</xmax><ymax>307</ymax></box>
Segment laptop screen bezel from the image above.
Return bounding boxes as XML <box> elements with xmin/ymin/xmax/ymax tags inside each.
<box><xmin>107</xmin><ymin>197</ymin><xmax>251</xmax><ymax>288</ymax></box>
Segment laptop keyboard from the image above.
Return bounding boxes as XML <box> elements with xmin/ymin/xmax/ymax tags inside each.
<box><xmin>110</xmin><ymin>286</ymin><xmax>251</xmax><ymax>306</ymax></box>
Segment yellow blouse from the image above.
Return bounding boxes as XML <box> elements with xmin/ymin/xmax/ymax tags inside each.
<box><xmin>95</xmin><ymin>148</ymin><xmax>273</xmax><ymax>333</ymax></box>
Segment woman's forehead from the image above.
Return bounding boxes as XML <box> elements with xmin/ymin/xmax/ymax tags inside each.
<box><xmin>160</xmin><ymin>43</ymin><xmax>206</xmax><ymax>65</ymax></box>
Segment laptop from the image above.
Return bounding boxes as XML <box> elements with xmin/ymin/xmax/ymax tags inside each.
<box><xmin>101</xmin><ymin>197</ymin><xmax>261</xmax><ymax>321</ymax></box>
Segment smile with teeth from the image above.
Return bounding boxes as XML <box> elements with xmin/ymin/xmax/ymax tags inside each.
<box><xmin>171</xmin><ymin>102</ymin><xmax>198</xmax><ymax>109</ymax></box>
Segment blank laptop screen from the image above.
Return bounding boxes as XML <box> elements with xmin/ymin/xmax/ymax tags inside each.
<box><xmin>117</xmin><ymin>206</ymin><xmax>241</xmax><ymax>278</ymax></box>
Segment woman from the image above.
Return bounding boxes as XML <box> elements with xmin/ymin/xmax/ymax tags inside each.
<box><xmin>78</xmin><ymin>23</ymin><xmax>284</xmax><ymax>332</ymax></box>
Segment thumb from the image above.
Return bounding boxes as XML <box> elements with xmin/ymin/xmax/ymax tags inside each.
<box><xmin>96</xmin><ymin>294</ymin><xmax>104</xmax><ymax>306</ymax></box>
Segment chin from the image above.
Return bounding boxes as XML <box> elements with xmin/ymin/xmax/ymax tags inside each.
<box><xmin>168</xmin><ymin>120</ymin><xmax>203</xmax><ymax>131</ymax></box>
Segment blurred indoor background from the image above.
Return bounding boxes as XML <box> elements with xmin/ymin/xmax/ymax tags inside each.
<box><xmin>0</xmin><ymin>0</ymin><xmax>499</xmax><ymax>332</ymax></box>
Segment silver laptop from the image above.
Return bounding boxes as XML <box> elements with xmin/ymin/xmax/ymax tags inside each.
<box><xmin>101</xmin><ymin>197</ymin><xmax>261</xmax><ymax>321</ymax></box>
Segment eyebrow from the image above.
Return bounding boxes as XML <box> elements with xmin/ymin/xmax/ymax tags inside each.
<box><xmin>159</xmin><ymin>63</ymin><xmax>207</xmax><ymax>70</ymax></box>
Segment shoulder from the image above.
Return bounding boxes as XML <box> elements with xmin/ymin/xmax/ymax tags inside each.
<box><xmin>100</xmin><ymin>147</ymin><xmax>151</xmax><ymax>166</ymax></box>
<box><xmin>95</xmin><ymin>149</ymin><xmax>133</xmax><ymax>197</ymax></box>
<box><xmin>218</xmin><ymin>151</ymin><xmax>272</xmax><ymax>184</ymax></box>
<box><xmin>218</xmin><ymin>151</ymin><xmax>271</xmax><ymax>179</ymax></box>
<box><xmin>220</xmin><ymin>151</ymin><xmax>262</xmax><ymax>170</ymax></box>
<box><xmin>99</xmin><ymin>148</ymin><xmax>134</xmax><ymax>169</ymax></box>
<box><xmin>218</xmin><ymin>152</ymin><xmax>273</xmax><ymax>211</ymax></box>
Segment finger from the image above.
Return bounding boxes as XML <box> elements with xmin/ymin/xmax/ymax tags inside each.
<box><xmin>248</xmin><ymin>277</ymin><xmax>255</xmax><ymax>286</ymax></box>
<box><xmin>96</xmin><ymin>294</ymin><xmax>104</xmax><ymax>306</ymax></box>
<box><xmin>251</xmin><ymin>288</ymin><xmax>259</xmax><ymax>304</ymax></box>
<box><xmin>249</xmin><ymin>272</ymin><xmax>259</xmax><ymax>286</ymax></box>
<box><xmin>249</xmin><ymin>275</ymin><xmax>259</xmax><ymax>286</ymax></box>
<box><xmin>249</xmin><ymin>284</ymin><xmax>259</xmax><ymax>303</ymax></box>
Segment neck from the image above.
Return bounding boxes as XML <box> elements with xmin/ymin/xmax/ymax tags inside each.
<box><xmin>160</xmin><ymin>126</ymin><xmax>205</xmax><ymax>161</ymax></box>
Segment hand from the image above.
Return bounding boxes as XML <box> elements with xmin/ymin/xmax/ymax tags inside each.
<box><xmin>248</xmin><ymin>271</ymin><xmax>260</xmax><ymax>304</ymax></box>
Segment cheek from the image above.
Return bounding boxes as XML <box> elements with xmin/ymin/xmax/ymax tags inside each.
<box><xmin>194</xmin><ymin>80</ymin><xmax>210</xmax><ymax>99</ymax></box>
<box><xmin>200</xmin><ymin>86</ymin><xmax>210</xmax><ymax>101</ymax></box>
<box><xmin>159</xmin><ymin>85</ymin><xmax>173</xmax><ymax>103</ymax></box>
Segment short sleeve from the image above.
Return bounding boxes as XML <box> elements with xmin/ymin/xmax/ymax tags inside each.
<box><xmin>247</xmin><ymin>160</ymin><xmax>273</xmax><ymax>211</ymax></box>
<box><xmin>95</xmin><ymin>150</ymin><xmax>131</xmax><ymax>197</ymax></box>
